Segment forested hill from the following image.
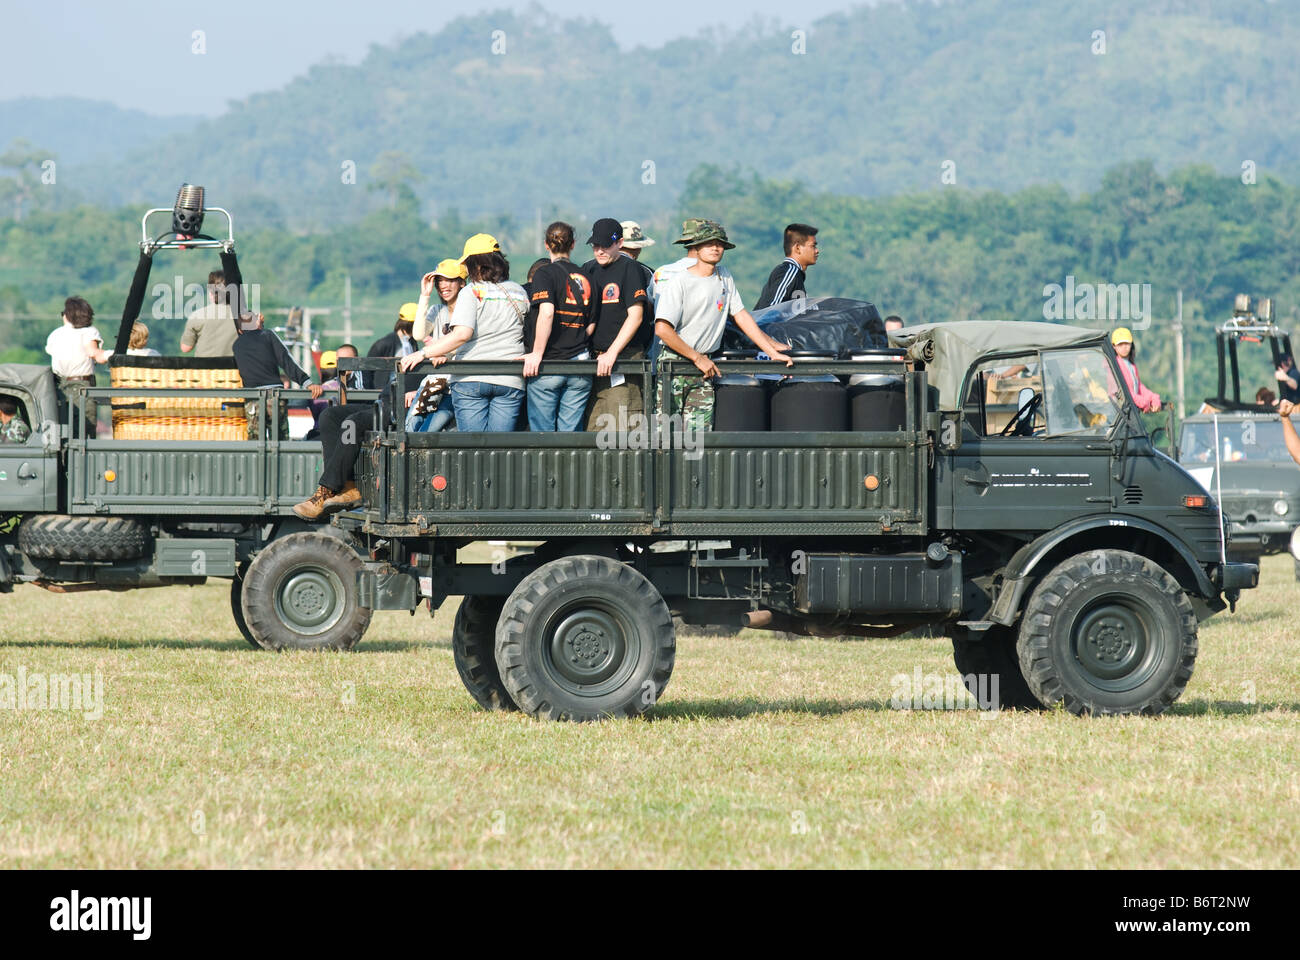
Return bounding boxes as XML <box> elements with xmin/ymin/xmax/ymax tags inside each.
<box><xmin>12</xmin><ymin>0</ymin><xmax>1296</xmax><ymax>227</ymax></box>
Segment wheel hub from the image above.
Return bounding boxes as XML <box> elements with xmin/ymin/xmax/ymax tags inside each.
<box><xmin>276</xmin><ymin>567</ymin><xmax>344</xmax><ymax>635</ymax></box>
<box><xmin>1074</xmin><ymin>602</ymin><xmax>1148</xmax><ymax>682</ymax></box>
<box><xmin>550</xmin><ymin>609</ymin><xmax>625</xmax><ymax>686</ymax></box>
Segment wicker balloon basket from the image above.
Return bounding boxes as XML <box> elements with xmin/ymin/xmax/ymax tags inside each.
<box><xmin>108</xmin><ymin>357</ymin><xmax>248</xmax><ymax>440</ymax></box>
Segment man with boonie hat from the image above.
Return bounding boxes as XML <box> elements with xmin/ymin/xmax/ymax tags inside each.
<box><xmin>653</xmin><ymin>218</ymin><xmax>793</xmax><ymax>431</ymax></box>
<box><xmin>620</xmin><ymin>221</ymin><xmax>655</xmax><ymax>259</ymax></box>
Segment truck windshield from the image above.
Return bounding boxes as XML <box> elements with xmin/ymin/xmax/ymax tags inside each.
<box><xmin>1180</xmin><ymin>420</ymin><xmax>1292</xmax><ymax>463</ymax></box>
<box><xmin>1040</xmin><ymin>348</ymin><xmax>1121</xmax><ymax>436</ymax></box>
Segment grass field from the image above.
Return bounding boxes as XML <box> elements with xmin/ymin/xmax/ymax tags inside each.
<box><xmin>1</xmin><ymin>554</ymin><xmax>1297</xmax><ymax>869</ymax></box>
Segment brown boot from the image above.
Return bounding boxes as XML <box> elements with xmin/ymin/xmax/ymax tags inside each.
<box><xmin>292</xmin><ymin>485</ymin><xmax>335</xmax><ymax>521</ymax></box>
<box><xmin>323</xmin><ymin>481</ymin><xmax>362</xmax><ymax>512</ymax></box>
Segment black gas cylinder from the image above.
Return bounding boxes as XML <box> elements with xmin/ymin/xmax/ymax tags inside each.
<box><xmin>713</xmin><ymin>350</ymin><xmax>769</xmax><ymax>431</ymax></box>
<box><xmin>769</xmin><ymin>352</ymin><xmax>847</xmax><ymax>431</ymax></box>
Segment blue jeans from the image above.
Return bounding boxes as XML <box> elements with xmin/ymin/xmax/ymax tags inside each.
<box><xmin>451</xmin><ymin>381</ymin><xmax>524</xmax><ymax>432</ymax></box>
<box><xmin>406</xmin><ymin>406</ymin><xmax>454</xmax><ymax>433</ymax></box>
<box><xmin>527</xmin><ymin>373</ymin><xmax>592</xmax><ymax>432</ymax></box>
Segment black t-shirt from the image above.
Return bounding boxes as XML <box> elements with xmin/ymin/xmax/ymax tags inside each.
<box><xmin>232</xmin><ymin>328</ymin><xmax>311</xmax><ymax>389</ymax></box>
<box><xmin>525</xmin><ymin>260</ymin><xmax>592</xmax><ymax>360</ymax></box>
<box><xmin>583</xmin><ymin>256</ymin><xmax>651</xmax><ymax>354</ymax></box>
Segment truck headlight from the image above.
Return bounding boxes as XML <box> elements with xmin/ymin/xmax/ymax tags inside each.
<box><xmin>1274</xmin><ymin>499</ymin><xmax>1289</xmax><ymax>517</ymax></box>
<box><xmin>1291</xmin><ymin>526</ymin><xmax>1300</xmax><ymax>561</ymax></box>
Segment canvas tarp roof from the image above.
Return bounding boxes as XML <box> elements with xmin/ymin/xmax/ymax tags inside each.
<box><xmin>888</xmin><ymin>320</ymin><xmax>1108</xmax><ymax>409</ymax></box>
<box><xmin>0</xmin><ymin>363</ymin><xmax>60</xmax><ymax>450</ymax></box>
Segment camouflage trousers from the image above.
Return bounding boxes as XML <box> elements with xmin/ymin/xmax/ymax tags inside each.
<box><xmin>245</xmin><ymin>396</ymin><xmax>290</xmax><ymax>440</ymax></box>
<box><xmin>656</xmin><ymin>372</ymin><xmax>714</xmax><ymax>432</ymax></box>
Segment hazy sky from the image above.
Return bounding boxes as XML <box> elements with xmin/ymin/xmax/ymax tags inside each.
<box><xmin>1</xmin><ymin>0</ymin><xmax>879</xmax><ymax>116</ymax></box>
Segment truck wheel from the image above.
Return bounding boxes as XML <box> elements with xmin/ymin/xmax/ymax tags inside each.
<box><xmin>452</xmin><ymin>596</ymin><xmax>516</xmax><ymax>711</ymax></box>
<box><xmin>1017</xmin><ymin>550</ymin><xmax>1197</xmax><ymax>715</ymax></box>
<box><xmin>18</xmin><ymin>514</ymin><xmax>151</xmax><ymax>561</ymax></box>
<box><xmin>495</xmin><ymin>555</ymin><xmax>675</xmax><ymax>722</ymax></box>
<box><xmin>229</xmin><ymin>564</ymin><xmax>260</xmax><ymax>650</ymax></box>
<box><xmin>951</xmin><ymin>625</ymin><xmax>1041</xmax><ymax>710</ymax></box>
<box><xmin>240</xmin><ymin>532</ymin><xmax>371</xmax><ymax>651</ymax></box>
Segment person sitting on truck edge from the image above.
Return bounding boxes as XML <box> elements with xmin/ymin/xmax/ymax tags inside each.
<box><xmin>0</xmin><ymin>396</ymin><xmax>31</xmax><ymax>444</ymax></box>
<box><xmin>884</xmin><ymin>315</ymin><xmax>904</xmax><ymax>332</ymax></box>
<box><xmin>653</xmin><ymin>219</ymin><xmax>793</xmax><ymax>432</ymax></box>
<box><xmin>180</xmin><ymin>270</ymin><xmax>237</xmax><ymax>356</ymax></box>
<box><xmin>1256</xmin><ymin>387</ymin><xmax>1277</xmax><ymax>409</ymax></box>
<box><xmin>523</xmin><ymin>221</ymin><xmax>594</xmax><ymax>432</ymax></box>
<box><xmin>308</xmin><ymin>344</ymin><xmax>362</xmax><ymax>438</ymax></box>
<box><xmin>398</xmin><ymin>233</ymin><xmax>527</xmax><ymax>432</ymax></box>
<box><xmin>407</xmin><ymin>259</ymin><xmax>469</xmax><ymax>433</ymax></box>
<box><xmin>232</xmin><ymin>312</ymin><xmax>322</xmax><ymax>439</ymax></box>
<box><xmin>753</xmin><ymin>223</ymin><xmax>818</xmax><ymax>310</ymax></box>
<box><xmin>1111</xmin><ymin>327</ymin><xmax>1160</xmax><ymax>413</ymax></box>
<box><xmin>364</xmin><ymin>306</ymin><xmax>419</xmax><ymax>390</ymax></box>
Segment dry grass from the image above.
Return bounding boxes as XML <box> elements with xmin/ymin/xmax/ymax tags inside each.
<box><xmin>1</xmin><ymin>554</ymin><xmax>1296</xmax><ymax>868</ymax></box>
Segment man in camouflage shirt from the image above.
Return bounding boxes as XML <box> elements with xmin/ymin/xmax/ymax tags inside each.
<box><xmin>0</xmin><ymin>396</ymin><xmax>31</xmax><ymax>444</ymax></box>
<box><xmin>653</xmin><ymin>219</ymin><xmax>792</xmax><ymax>431</ymax></box>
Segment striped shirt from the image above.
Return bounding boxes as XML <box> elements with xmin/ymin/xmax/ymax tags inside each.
<box><xmin>754</xmin><ymin>257</ymin><xmax>806</xmax><ymax>310</ymax></box>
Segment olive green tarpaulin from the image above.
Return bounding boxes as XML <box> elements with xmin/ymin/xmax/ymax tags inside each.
<box><xmin>888</xmin><ymin>320</ymin><xmax>1107</xmax><ymax>410</ymax></box>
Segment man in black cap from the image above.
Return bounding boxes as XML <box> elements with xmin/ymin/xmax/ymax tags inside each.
<box><xmin>583</xmin><ymin>217</ymin><xmax>651</xmax><ymax>429</ymax></box>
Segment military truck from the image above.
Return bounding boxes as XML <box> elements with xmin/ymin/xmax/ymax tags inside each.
<box><xmin>0</xmin><ymin>361</ymin><xmax>377</xmax><ymax>647</ymax></box>
<box><xmin>1179</xmin><ymin>298</ymin><xmax>1300</xmax><ymax>577</ymax></box>
<box><xmin>226</xmin><ymin>320</ymin><xmax>1257</xmax><ymax>720</ymax></box>
<box><xmin>1178</xmin><ymin>412</ymin><xmax>1300</xmax><ymax>573</ymax></box>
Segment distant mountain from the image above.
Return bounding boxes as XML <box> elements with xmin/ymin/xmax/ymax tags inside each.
<box><xmin>18</xmin><ymin>0</ymin><xmax>1300</xmax><ymax>226</ymax></box>
<box><xmin>0</xmin><ymin>97</ymin><xmax>201</xmax><ymax>168</ymax></box>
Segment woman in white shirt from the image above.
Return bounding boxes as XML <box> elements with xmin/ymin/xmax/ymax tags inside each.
<box><xmin>405</xmin><ymin>258</ymin><xmax>468</xmax><ymax>432</ymax></box>
<box><xmin>399</xmin><ymin>234</ymin><xmax>526</xmax><ymax>432</ymax></box>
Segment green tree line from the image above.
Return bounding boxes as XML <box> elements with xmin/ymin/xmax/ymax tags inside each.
<box><xmin>1</xmin><ymin>160</ymin><xmax>1297</xmax><ymax>413</ymax></box>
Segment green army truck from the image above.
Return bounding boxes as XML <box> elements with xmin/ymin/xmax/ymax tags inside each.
<box><xmin>234</xmin><ymin>321</ymin><xmax>1257</xmax><ymax>720</ymax></box>
<box><xmin>0</xmin><ymin>361</ymin><xmax>377</xmax><ymax>647</ymax></box>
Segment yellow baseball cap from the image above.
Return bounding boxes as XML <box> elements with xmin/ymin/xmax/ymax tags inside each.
<box><xmin>459</xmin><ymin>233</ymin><xmax>501</xmax><ymax>262</ymax></box>
<box><xmin>433</xmin><ymin>258</ymin><xmax>468</xmax><ymax>280</ymax></box>
<box><xmin>319</xmin><ymin>350</ymin><xmax>338</xmax><ymax>370</ymax></box>
<box><xmin>1111</xmin><ymin>327</ymin><xmax>1133</xmax><ymax>345</ymax></box>
<box><xmin>399</xmin><ymin>302</ymin><xmax>420</xmax><ymax>322</ymax></box>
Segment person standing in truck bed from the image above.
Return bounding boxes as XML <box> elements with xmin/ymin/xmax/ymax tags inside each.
<box><xmin>753</xmin><ymin>223</ymin><xmax>819</xmax><ymax>310</ymax></box>
<box><xmin>180</xmin><ymin>270</ymin><xmax>237</xmax><ymax>356</ymax></box>
<box><xmin>653</xmin><ymin>219</ymin><xmax>793</xmax><ymax>431</ymax></box>
<box><xmin>232</xmin><ymin>313</ymin><xmax>321</xmax><ymax>438</ymax></box>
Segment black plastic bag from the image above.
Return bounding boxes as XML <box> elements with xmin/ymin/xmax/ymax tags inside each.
<box><xmin>722</xmin><ymin>296</ymin><xmax>887</xmax><ymax>355</ymax></box>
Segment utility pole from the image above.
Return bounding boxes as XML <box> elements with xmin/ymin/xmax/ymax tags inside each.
<box><xmin>1173</xmin><ymin>289</ymin><xmax>1185</xmax><ymax>422</ymax></box>
<box><xmin>343</xmin><ymin>274</ymin><xmax>352</xmax><ymax>345</ymax></box>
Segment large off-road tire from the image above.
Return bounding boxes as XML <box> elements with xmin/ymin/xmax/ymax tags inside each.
<box><xmin>230</xmin><ymin>563</ymin><xmax>260</xmax><ymax>650</ymax></box>
<box><xmin>18</xmin><ymin>514</ymin><xmax>151</xmax><ymax>561</ymax></box>
<box><xmin>240</xmin><ymin>532</ymin><xmax>371</xmax><ymax>651</ymax></box>
<box><xmin>452</xmin><ymin>595</ymin><xmax>515</xmax><ymax>711</ymax></box>
<box><xmin>1017</xmin><ymin>550</ymin><xmax>1197</xmax><ymax>716</ymax></box>
<box><xmin>951</xmin><ymin>624</ymin><xmax>1042</xmax><ymax>710</ymax></box>
<box><xmin>495</xmin><ymin>555</ymin><xmax>675</xmax><ymax>722</ymax></box>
